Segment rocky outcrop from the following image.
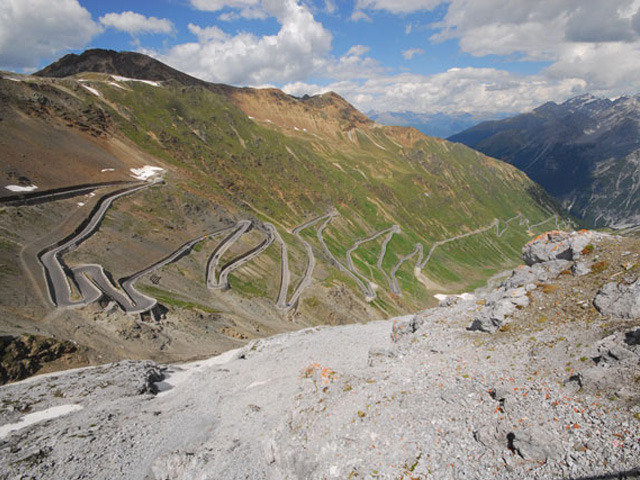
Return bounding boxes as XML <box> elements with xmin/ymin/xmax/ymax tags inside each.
<box><xmin>0</xmin><ymin>335</ymin><xmax>78</xmax><ymax>385</ymax></box>
<box><xmin>594</xmin><ymin>276</ymin><xmax>640</xmax><ymax>319</ymax></box>
<box><xmin>468</xmin><ymin>286</ymin><xmax>530</xmax><ymax>332</ymax></box>
<box><xmin>521</xmin><ymin>230</ymin><xmax>598</xmax><ymax>266</ymax></box>
<box><xmin>470</xmin><ymin>230</ymin><xmax>610</xmax><ymax>332</ymax></box>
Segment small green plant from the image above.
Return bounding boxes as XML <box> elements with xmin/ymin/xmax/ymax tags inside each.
<box><xmin>581</xmin><ymin>244</ymin><xmax>595</xmax><ymax>255</ymax></box>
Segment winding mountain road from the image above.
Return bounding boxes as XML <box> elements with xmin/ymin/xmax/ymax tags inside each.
<box><xmin>376</xmin><ymin>225</ymin><xmax>401</xmax><ymax>293</ymax></box>
<box><xmin>316</xmin><ymin>214</ymin><xmax>376</xmax><ymax>302</ymax></box>
<box><xmin>215</xmin><ymin>223</ymin><xmax>276</xmax><ymax>290</ymax></box>
<box><xmin>34</xmin><ymin>175</ymin><xmax>565</xmax><ymax>313</ymax></box>
<box><xmin>284</xmin><ymin>213</ymin><xmax>337</xmax><ymax>309</ymax></box>
<box><xmin>389</xmin><ymin>243</ymin><xmax>423</xmax><ymax>295</ymax></box>
<box><xmin>206</xmin><ymin>221</ymin><xmax>252</xmax><ymax>289</ymax></box>
<box><xmin>39</xmin><ymin>182</ymin><xmax>156</xmax><ymax>309</ymax></box>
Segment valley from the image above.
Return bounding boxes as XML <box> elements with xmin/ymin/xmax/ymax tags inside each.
<box><xmin>0</xmin><ymin>49</ymin><xmax>567</xmax><ymax>377</ymax></box>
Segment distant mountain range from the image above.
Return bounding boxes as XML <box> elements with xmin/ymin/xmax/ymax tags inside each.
<box><xmin>449</xmin><ymin>94</ymin><xmax>640</xmax><ymax>228</ymax></box>
<box><xmin>369</xmin><ymin>110</ymin><xmax>509</xmax><ymax>139</ymax></box>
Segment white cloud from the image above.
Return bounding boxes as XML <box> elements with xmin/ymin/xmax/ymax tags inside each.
<box><xmin>0</xmin><ymin>0</ymin><xmax>101</xmax><ymax>70</ymax></box>
<box><xmin>154</xmin><ymin>0</ymin><xmax>332</xmax><ymax>85</ymax></box>
<box><xmin>353</xmin><ymin>0</ymin><xmax>442</xmax><ymax>17</ymax></box>
<box><xmin>323</xmin><ymin>44</ymin><xmax>384</xmax><ymax>80</ymax></box>
<box><xmin>191</xmin><ymin>0</ymin><xmax>267</xmax><ymax>20</ymax></box>
<box><xmin>429</xmin><ymin>0</ymin><xmax>640</xmax><ymax>96</ymax></box>
<box><xmin>324</xmin><ymin>0</ymin><xmax>337</xmax><ymax>14</ymax></box>
<box><xmin>349</xmin><ymin>0</ymin><xmax>640</xmax><ymax>111</ymax></box>
<box><xmin>402</xmin><ymin>48</ymin><xmax>424</xmax><ymax>60</ymax></box>
<box><xmin>99</xmin><ymin>11</ymin><xmax>175</xmax><ymax>36</ymax></box>
<box><xmin>284</xmin><ymin>67</ymin><xmax>586</xmax><ymax>116</ymax></box>
<box><xmin>191</xmin><ymin>0</ymin><xmax>261</xmax><ymax>11</ymax></box>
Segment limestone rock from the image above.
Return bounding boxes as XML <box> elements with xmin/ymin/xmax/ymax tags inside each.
<box><xmin>391</xmin><ymin>315</ymin><xmax>422</xmax><ymax>342</ymax></box>
<box><xmin>593</xmin><ymin>278</ymin><xmax>640</xmax><ymax>319</ymax></box>
<box><xmin>522</xmin><ymin>230</ymin><xmax>600</xmax><ymax>266</ymax></box>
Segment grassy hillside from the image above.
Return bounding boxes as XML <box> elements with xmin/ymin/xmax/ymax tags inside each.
<box><xmin>0</xmin><ymin>70</ymin><xmax>569</xmax><ymax>364</ymax></box>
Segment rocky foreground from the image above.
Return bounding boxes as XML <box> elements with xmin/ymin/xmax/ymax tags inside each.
<box><xmin>1</xmin><ymin>231</ymin><xmax>639</xmax><ymax>479</ymax></box>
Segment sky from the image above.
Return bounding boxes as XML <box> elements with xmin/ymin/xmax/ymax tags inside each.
<box><xmin>2</xmin><ymin>0</ymin><xmax>640</xmax><ymax>118</ymax></box>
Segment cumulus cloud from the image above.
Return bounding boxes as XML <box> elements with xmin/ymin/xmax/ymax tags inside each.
<box><xmin>0</xmin><ymin>0</ymin><xmax>101</xmax><ymax>70</ymax></box>
<box><xmin>429</xmin><ymin>0</ymin><xmax>640</xmax><ymax>96</ymax></box>
<box><xmin>284</xmin><ymin>67</ymin><xmax>586</xmax><ymax>116</ymax></box>
<box><xmin>402</xmin><ymin>48</ymin><xmax>424</xmax><ymax>60</ymax></box>
<box><xmin>154</xmin><ymin>0</ymin><xmax>331</xmax><ymax>85</ymax></box>
<box><xmin>99</xmin><ymin>11</ymin><xmax>175</xmax><ymax>36</ymax></box>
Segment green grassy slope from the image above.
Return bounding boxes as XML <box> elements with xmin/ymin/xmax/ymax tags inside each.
<box><xmin>0</xmin><ymin>72</ymin><xmax>568</xmax><ymax>331</ymax></box>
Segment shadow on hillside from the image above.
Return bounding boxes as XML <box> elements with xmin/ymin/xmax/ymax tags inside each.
<box><xmin>560</xmin><ymin>468</ymin><xmax>640</xmax><ymax>480</ymax></box>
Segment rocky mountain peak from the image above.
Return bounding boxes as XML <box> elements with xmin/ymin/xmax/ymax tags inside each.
<box><xmin>35</xmin><ymin>49</ymin><xmax>205</xmax><ymax>87</ymax></box>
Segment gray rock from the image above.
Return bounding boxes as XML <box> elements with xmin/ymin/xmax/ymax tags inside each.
<box><xmin>522</xmin><ymin>230</ymin><xmax>600</xmax><ymax>266</ymax></box>
<box><xmin>571</xmin><ymin>261</ymin><xmax>591</xmax><ymax>276</ymax></box>
<box><xmin>468</xmin><ymin>299</ymin><xmax>517</xmax><ymax>333</ymax></box>
<box><xmin>391</xmin><ymin>315</ymin><xmax>422</xmax><ymax>342</ymax></box>
<box><xmin>511</xmin><ymin>429</ymin><xmax>563</xmax><ymax>463</ymax></box>
<box><xmin>502</xmin><ymin>265</ymin><xmax>538</xmax><ymax>289</ymax></box>
<box><xmin>522</xmin><ymin>231</ymin><xmax>573</xmax><ymax>266</ymax></box>
<box><xmin>593</xmin><ymin>278</ymin><xmax>640</xmax><ymax>319</ymax></box>
<box><xmin>592</xmin><ymin>335</ymin><xmax>639</xmax><ymax>366</ymax></box>
<box><xmin>438</xmin><ymin>295</ymin><xmax>460</xmax><ymax>307</ymax></box>
<box><xmin>468</xmin><ymin>288</ymin><xmax>527</xmax><ymax>332</ymax></box>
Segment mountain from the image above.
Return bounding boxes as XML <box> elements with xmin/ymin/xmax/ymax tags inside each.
<box><xmin>369</xmin><ymin>110</ymin><xmax>508</xmax><ymax>139</ymax></box>
<box><xmin>35</xmin><ymin>48</ymin><xmax>207</xmax><ymax>87</ymax></box>
<box><xmin>0</xmin><ymin>49</ymin><xmax>565</xmax><ymax>373</ymax></box>
<box><xmin>449</xmin><ymin>94</ymin><xmax>640</xmax><ymax>228</ymax></box>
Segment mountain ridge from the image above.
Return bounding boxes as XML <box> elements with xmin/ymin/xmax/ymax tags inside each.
<box><xmin>449</xmin><ymin>93</ymin><xmax>640</xmax><ymax>228</ymax></box>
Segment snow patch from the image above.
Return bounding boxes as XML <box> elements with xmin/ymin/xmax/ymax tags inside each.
<box><xmin>81</xmin><ymin>85</ymin><xmax>101</xmax><ymax>97</ymax></box>
<box><xmin>108</xmin><ymin>82</ymin><xmax>127</xmax><ymax>90</ymax></box>
<box><xmin>434</xmin><ymin>293</ymin><xmax>475</xmax><ymax>302</ymax></box>
<box><xmin>111</xmin><ymin>75</ymin><xmax>161</xmax><ymax>87</ymax></box>
<box><xmin>4</xmin><ymin>76</ymin><xmax>22</xmax><ymax>82</ymax></box>
<box><xmin>0</xmin><ymin>404</ymin><xmax>83</xmax><ymax>439</ymax></box>
<box><xmin>129</xmin><ymin>166</ymin><xmax>164</xmax><ymax>181</ymax></box>
<box><xmin>5</xmin><ymin>184</ymin><xmax>38</xmax><ymax>192</ymax></box>
<box><xmin>101</xmin><ymin>168</ymin><xmax>115</xmax><ymax>173</ymax></box>
<box><xmin>77</xmin><ymin>202</ymin><xmax>85</xmax><ymax>207</ymax></box>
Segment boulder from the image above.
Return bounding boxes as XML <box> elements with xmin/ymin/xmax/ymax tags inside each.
<box><xmin>593</xmin><ymin>278</ymin><xmax>640</xmax><ymax>319</ymax></box>
<box><xmin>571</xmin><ymin>261</ymin><xmax>591</xmax><ymax>277</ymax></box>
<box><xmin>522</xmin><ymin>230</ymin><xmax>600</xmax><ymax>266</ymax></box>
<box><xmin>591</xmin><ymin>334</ymin><xmax>639</xmax><ymax>366</ymax></box>
<box><xmin>468</xmin><ymin>288</ymin><xmax>529</xmax><ymax>333</ymax></box>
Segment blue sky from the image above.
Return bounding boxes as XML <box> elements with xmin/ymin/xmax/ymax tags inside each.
<box><xmin>2</xmin><ymin>0</ymin><xmax>640</xmax><ymax>117</ymax></box>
